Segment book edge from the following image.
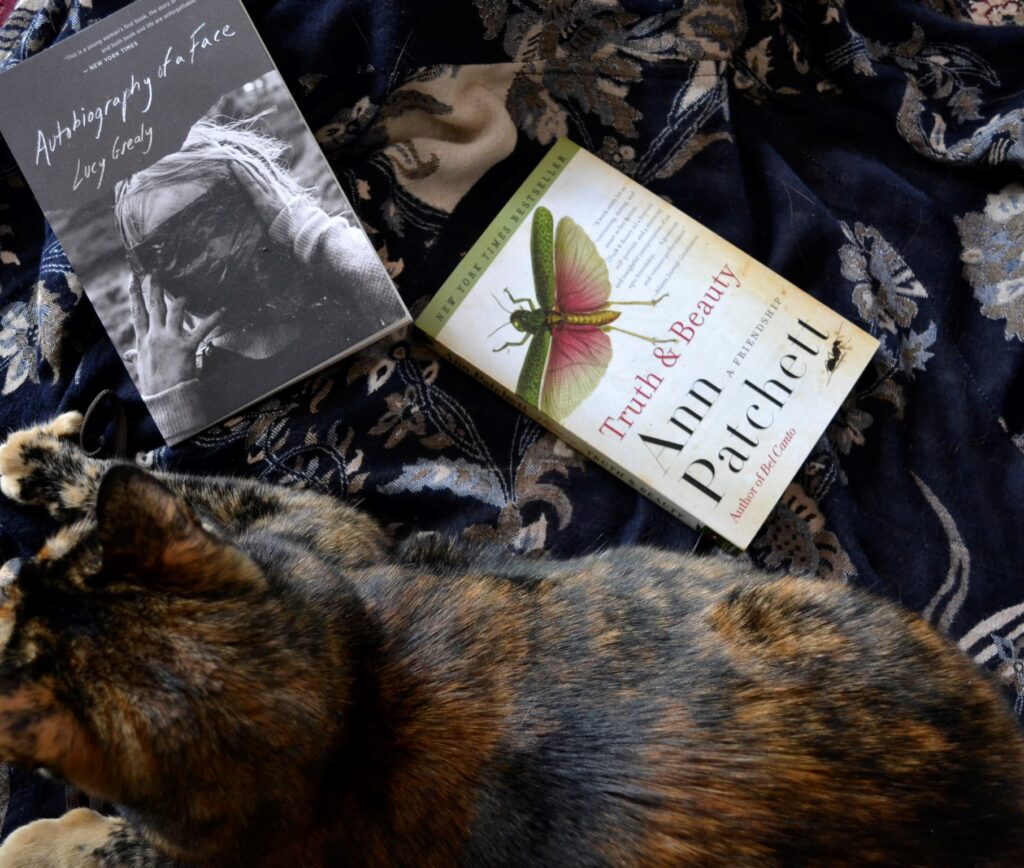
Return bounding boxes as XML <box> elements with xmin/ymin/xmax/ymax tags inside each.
<box><xmin>164</xmin><ymin>312</ymin><xmax>412</xmax><ymax>446</ymax></box>
<box><xmin>232</xmin><ymin>0</ymin><xmax>411</xmax><ymax>323</ymax></box>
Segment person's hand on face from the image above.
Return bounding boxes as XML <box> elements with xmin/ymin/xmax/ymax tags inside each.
<box><xmin>128</xmin><ymin>272</ymin><xmax>225</xmax><ymax>394</ymax></box>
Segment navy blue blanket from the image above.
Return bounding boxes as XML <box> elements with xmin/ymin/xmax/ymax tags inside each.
<box><xmin>0</xmin><ymin>0</ymin><xmax>1022</xmax><ymax>838</ymax></box>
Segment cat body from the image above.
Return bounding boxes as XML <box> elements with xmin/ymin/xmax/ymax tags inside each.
<box><xmin>0</xmin><ymin>414</ymin><xmax>1021</xmax><ymax>866</ymax></box>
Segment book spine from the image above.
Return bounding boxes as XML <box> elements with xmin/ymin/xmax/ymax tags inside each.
<box><xmin>422</xmin><ymin>335</ymin><xmax>706</xmax><ymax>535</ymax></box>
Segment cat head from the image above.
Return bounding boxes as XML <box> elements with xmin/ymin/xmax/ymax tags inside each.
<box><xmin>0</xmin><ymin>466</ymin><xmax>324</xmax><ymax>809</ymax></box>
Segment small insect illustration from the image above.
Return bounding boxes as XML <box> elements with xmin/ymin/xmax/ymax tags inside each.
<box><xmin>492</xmin><ymin>207</ymin><xmax>675</xmax><ymax>421</ymax></box>
<box><xmin>825</xmin><ymin>326</ymin><xmax>850</xmax><ymax>383</ymax></box>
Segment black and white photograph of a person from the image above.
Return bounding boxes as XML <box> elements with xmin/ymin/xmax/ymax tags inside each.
<box><xmin>70</xmin><ymin>70</ymin><xmax>406</xmax><ymax>443</ymax></box>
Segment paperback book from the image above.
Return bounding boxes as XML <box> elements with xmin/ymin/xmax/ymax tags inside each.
<box><xmin>0</xmin><ymin>0</ymin><xmax>410</xmax><ymax>444</ymax></box>
<box><xmin>417</xmin><ymin>140</ymin><xmax>877</xmax><ymax>550</ymax></box>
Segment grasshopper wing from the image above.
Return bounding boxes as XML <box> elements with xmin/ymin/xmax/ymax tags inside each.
<box><xmin>553</xmin><ymin>216</ymin><xmax>612</xmax><ymax>313</ymax></box>
<box><xmin>540</xmin><ymin>325</ymin><xmax>611</xmax><ymax>421</ymax></box>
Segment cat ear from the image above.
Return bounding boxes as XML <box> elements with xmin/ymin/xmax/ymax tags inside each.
<box><xmin>96</xmin><ymin>465</ymin><xmax>264</xmax><ymax>594</ymax></box>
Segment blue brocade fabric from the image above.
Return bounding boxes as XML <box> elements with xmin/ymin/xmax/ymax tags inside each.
<box><xmin>0</xmin><ymin>0</ymin><xmax>1022</xmax><ymax>837</ymax></box>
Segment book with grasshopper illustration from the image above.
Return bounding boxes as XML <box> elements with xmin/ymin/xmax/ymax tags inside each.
<box><xmin>417</xmin><ymin>139</ymin><xmax>876</xmax><ymax>549</ymax></box>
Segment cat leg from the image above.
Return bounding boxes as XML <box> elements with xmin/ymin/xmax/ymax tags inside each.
<box><xmin>0</xmin><ymin>413</ymin><xmax>108</xmax><ymax>521</ymax></box>
<box><xmin>0</xmin><ymin>414</ymin><xmax>327</xmax><ymax>532</ymax></box>
<box><xmin>0</xmin><ymin>413</ymin><xmax>391</xmax><ymax>566</ymax></box>
<box><xmin>0</xmin><ymin>809</ymin><xmax>176</xmax><ymax>868</ymax></box>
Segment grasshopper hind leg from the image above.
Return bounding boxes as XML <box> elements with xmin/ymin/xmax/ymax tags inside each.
<box><xmin>604</xmin><ymin>294</ymin><xmax>670</xmax><ymax>307</ymax></box>
<box><xmin>602</xmin><ymin>325</ymin><xmax>677</xmax><ymax>345</ymax></box>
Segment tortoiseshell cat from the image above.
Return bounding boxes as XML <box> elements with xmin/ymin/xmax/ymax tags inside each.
<box><xmin>0</xmin><ymin>413</ymin><xmax>1021</xmax><ymax>867</ymax></box>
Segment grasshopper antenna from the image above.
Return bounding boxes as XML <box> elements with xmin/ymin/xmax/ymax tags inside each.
<box><xmin>492</xmin><ymin>291</ymin><xmax>513</xmax><ymax>315</ymax></box>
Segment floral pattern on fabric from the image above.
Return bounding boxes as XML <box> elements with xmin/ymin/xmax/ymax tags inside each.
<box><xmin>956</xmin><ymin>184</ymin><xmax>1024</xmax><ymax>342</ymax></box>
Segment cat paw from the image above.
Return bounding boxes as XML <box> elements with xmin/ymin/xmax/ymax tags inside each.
<box><xmin>0</xmin><ymin>809</ymin><xmax>121</xmax><ymax>867</ymax></box>
<box><xmin>0</xmin><ymin>413</ymin><xmax>98</xmax><ymax>514</ymax></box>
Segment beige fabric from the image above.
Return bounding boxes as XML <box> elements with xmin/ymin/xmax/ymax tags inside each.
<box><xmin>379</xmin><ymin>64</ymin><xmax>518</xmax><ymax>213</ymax></box>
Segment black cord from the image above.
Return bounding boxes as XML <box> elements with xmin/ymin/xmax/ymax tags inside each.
<box><xmin>78</xmin><ymin>390</ymin><xmax>128</xmax><ymax>459</ymax></box>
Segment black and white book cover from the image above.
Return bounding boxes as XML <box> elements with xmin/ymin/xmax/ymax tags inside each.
<box><xmin>0</xmin><ymin>0</ymin><xmax>410</xmax><ymax>444</ymax></box>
